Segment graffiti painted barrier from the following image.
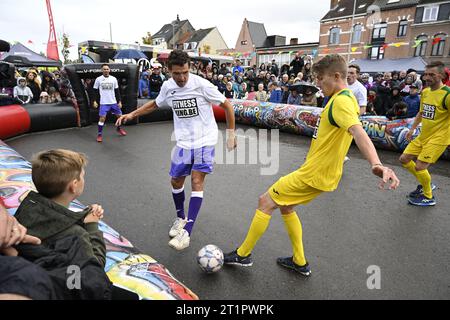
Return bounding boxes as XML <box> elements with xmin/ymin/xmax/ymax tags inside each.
<box><xmin>227</xmin><ymin>99</ymin><xmax>449</xmax><ymax>161</ymax></box>
<box><xmin>0</xmin><ymin>140</ymin><xmax>198</xmax><ymax>300</ymax></box>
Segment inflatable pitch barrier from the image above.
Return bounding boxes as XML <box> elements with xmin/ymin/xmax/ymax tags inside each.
<box><xmin>0</xmin><ymin>140</ymin><xmax>198</xmax><ymax>300</ymax></box>
<box><xmin>213</xmin><ymin>99</ymin><xmax>449</xmax><ymax>161</ymax></box>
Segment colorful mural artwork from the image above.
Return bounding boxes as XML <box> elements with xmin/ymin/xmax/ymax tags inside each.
<box><xmin>229</xmin><ymin>100</ymin><xmax>450</xmax><ymax>160</ymax></box>
<box><xmin>0</xmin><ymin>140</ymin><xmax>198</xmax><ymax>300</ymax></box>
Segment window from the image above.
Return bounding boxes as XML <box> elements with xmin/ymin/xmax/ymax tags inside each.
<box><xmin>352</xmin><ymin>24</ymin><xmax>362</xmax><ymax>43</ymax></box>
<box><xmin>397</xmin><ymin>20</ymin><xmax>408</xmax><ymax>37</ymax></box>
<box><xmin>241</xmin><ymin>40</ymin><xmax>248</xmax><ymax>45</ymax></box>
<box><xmin>431</xmin><ymin>34</ymin><xmax>446</xmax><ymax>56</ymax></box>
<box><xmin>372</xmin><ymin>23</ymin><xmax>387</xmax><ymax>41</ymax></box>
<box><xmin>423</xmin><ymin>6</ymin><xmax>439</xmax><ymax>22</ymax></box>
<box><xmin>369</xmin><ymin>46</ymin><xmax>384</xmax><ymax>60</ymax></box>
<box><xmin>414</xmin><ymin>35</ymin><xmax>428</xmax><ymax>57</ymax></box>
<box><xmin>329</xmin><ymin>27</ymin><xmax>340</xmax><ymax>45</ymax></box>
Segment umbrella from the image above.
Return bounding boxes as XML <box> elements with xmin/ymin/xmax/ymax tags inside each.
<box><xmin>0</xmin><ymin>40</ymin><xmax>10</xmax><ymax>52</ymax></box>
<box><xmin>289</xmin><ymin>81</ymin><xmax>319</xmax><ymax>95</ymax></box>
<box><xmin>2</xmin><ymin>55</ymin><xmax>33</xmax><ymax>66</ymax></box>
<box><xmin>113</xmin><ymin>49</ymin><xmax>147</xmax><ymax>60</ymax></box>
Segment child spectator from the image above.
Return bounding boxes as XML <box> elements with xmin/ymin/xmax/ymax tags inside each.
<box><xmin>224</xmin><ymin>81</ymin><xmax>234</xmax><ymax>99</ymax></box>
<box><xmin>386</xmin><ymin>101</ymin><xmax>408</xmax><ymax>120</ymax></box>
<box><xmin>13</xmin><ymin>77</ymin><xmax>33</xmax><ymax>105</ymax></box>
<box><xmin>368</xmin><ymin>88</ymin><xmax>385</xmax><ymax>115</ymax></box>
<box><xmin>281</xmin><ymin>83</ymin><xmax>290</xmax><ymax>104</ymax></box>
<box><xmin>14</xmin><ymin>149</ymin><xmax>112</xmax><ymax>299</ymax></box>
<box><xmin>403</xmin><ymin>84</ymin><xmax>420</xmax><ymax>118</ymax></box>
<box><xmin>48</xmin><ymin>87</ymin><xmax>62</xmax><ymax>103</ymax></box>
<box><xmin>247</xmin><ymin>85</ymin><xmax>256</xmax><ymax>100</ymax></box>
<box><xmin>138</xmin><ymin>71</ymin><xmax>151</xmax><ymax>98</ymax></box>
<box><xmin>255</xmin><ymin>83</ymin><xmax>268</xmax><ymax>102</ymax></box>
<box><xmin>268</xmin><ymin>81</ymin><xmax>283</xmax><ymax>103</ymax></box>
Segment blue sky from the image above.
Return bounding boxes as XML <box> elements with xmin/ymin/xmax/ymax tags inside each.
<box><xmin>1</xmin><ymin>0</ymin><xmax>330</xmax><ymax>59</ymax></box>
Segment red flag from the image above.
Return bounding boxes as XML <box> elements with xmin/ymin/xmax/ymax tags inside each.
<box><xmin>432</xmin><ymin>37</ymin><xmax>442</xmax><ymax>45</ymax></box>
<box><xmin>382</xmin><ymin>43</ymin><xmax>389</xmax><ymax>50</ymax></box>
<box><xmin>27</xmin><ymin>40</ymin><xmax>34</xmax><ymax>44</ymax></box>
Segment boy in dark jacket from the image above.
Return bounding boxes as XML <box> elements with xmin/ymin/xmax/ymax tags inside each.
<box><xmin>15</xmin><ymin>149</ymin><xmax>106</xmax><ymax>267</ymax></box>
<box><xmin>403</xmin><ymin>84</ymin><xmax>421</xmax><ymax>118</ymax></box>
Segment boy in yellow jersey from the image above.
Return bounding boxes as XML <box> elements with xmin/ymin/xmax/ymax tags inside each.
<box><xmin>223</xmin><ymin>54</ymin><xmax>400</xmax><ymax>276</ymax></box>
<box><xmin>400</xmin><ymin>61</ymin><xmax>450</xmax><ymax>206</ymax></box>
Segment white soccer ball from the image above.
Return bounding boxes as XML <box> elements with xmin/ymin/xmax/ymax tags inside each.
<box><xmin>197</xmin><ymin>244</ymin><xmax>224</xmax><ymax>273</ymax></box>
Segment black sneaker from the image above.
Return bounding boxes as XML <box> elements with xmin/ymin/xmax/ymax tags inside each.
<box><xmin>276</xmin><ymin>256</ymin><xmax>312</xmax><ymax>277</ymax></box>
<box><xmin>408</xmin><ymin>183</ymin><xmax>437</xmax><ymax>198</ymax></box>
<box><xmin>223</xmin><ymin>249</ymin><xmax>253</xmax><ymax>267</ymax></box>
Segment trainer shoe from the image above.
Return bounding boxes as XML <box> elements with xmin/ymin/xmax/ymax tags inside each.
<box><xmin>276</xmin><ymin>256</ymin><xmax>311</xmax><ymax>277</ymax></box>
<box><xmin>408</xmin><ymin>183</ymin><xmax>437</xmax><ymax>198</ymax></box>
<box><xmin>96</xmin><ymin>135</ymin><xmax>103</xmax><ymax>143</ymax></box>
<box><xmin>223</xmin><ymin>249</ymin><xmax>253</xmax><ymax>267</ymax></box>
<box><xmin>168</xmin><ymin>229</ymin><xmax>190</xmax><ymax>250</ymax></box>
<box><xmin>117</xmin><ymin>127</ymin><xmax>127</xmax><ymax>136</ymax></box>
<box><xmin>169</xmin><ymin>218</ymin><xmax>186</xmax><ymax>238</ymax></box>
<box><xmin>408</xmin><ymin>194</ymin><xmax>436</xmax><ymax>206</ymax></box>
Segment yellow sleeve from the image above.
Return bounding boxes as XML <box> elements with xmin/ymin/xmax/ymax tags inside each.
<box><xmin>331</xmin><ymin>95</ymin><xmax>361</xmax><ymax>131</ymax></box>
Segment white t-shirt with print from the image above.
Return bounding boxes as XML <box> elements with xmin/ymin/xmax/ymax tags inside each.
<box><xmin>93</xmin><ymin>75</ymin><xmax>119</xmax><ymax>105</ymax></box>
<box><xmin>156</xmin><ymin>73</ymin><xmax>226</xmax><ymax>149</ymax></box>
<box><xmin>348</xmin><ymin>80</ymin><xmax>367</xmax><ymax>108</ymax></box>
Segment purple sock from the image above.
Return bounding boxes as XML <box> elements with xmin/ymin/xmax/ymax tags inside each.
<box><xmin>98</xmin><ymin>122</ymin><xmax>104</xmax><ymax>135</ymax></box>
<box><xmin>184</xmin><ymin>191</ymin><xmax>203</xmax><ymax>235</ymax></box>
<box><xmin>172</xmin><ymin>186</ymin><xmax>185</xmax><ymax>219</ymax></box>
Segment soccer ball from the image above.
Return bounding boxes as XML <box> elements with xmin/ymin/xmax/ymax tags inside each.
<box><xmin>197</xmin><ymin>244</ymin><xmax>224</xmax><ymax>273</ymax></box>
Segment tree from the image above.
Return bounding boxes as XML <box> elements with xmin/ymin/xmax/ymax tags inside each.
<box><xmin>61</xmin><ymin>33</ymin><xmax>71</xmax><ymax>64</ymax></box>
<box><xmin>142</xmin><ymin>32</ymin><xmax>152</xmax><ymax>45</ymax></box>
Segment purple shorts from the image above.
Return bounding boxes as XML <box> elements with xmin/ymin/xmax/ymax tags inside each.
<box><xmin>169</xmin><ymin>146</ymin><xmax>215</xmax><ymax>177</ymax></box>
<box><xmin>99</xmin><ymin>104</ymin><xmax>122</xmax><ymax>117</ymax></box>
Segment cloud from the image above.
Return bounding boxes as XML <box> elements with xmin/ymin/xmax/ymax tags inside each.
<box><xmin>1</xmin><ymin>0</ymin><xmax>330</xmax><ymax>59</ymax></box>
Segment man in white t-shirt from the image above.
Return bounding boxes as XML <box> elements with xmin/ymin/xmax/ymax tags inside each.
<box><xmin>345</xmin><ymin>64</ymin><xmax>367</xmax><ymax>163</ymax></box>
<box><xmin>116</xmin><ymin>50</ymin><xmax>236</xmax><ymax>250</ymax></box>
<box><xmin>93</xmin><ymin>64</ymin><xmax>127</xmax><ymax>143</ymax></box>
<box><xmin>347</xmin><ymin>64</ymin><xmax>367</xmax><ymax>115</ymax></box>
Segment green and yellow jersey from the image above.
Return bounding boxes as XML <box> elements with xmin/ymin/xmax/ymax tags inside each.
<box><xmin>297</xmin><ymin>89</ymin><xmax>361</xmax><ymax>191</ymax></box>
<box><xmin>418</xmin><ymin>85</ymin><xmax>450</xmax><ymax>146</ymax></box>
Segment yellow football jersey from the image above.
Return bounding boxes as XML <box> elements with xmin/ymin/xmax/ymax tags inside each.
<box><xmin>297</xmin><ymin>89</ymin><xmax>361</xmax><ymax>191</ymax></box>
<box><xmin>418</xmin><ymin>85</ymin><xmax>450</xmax><ymax>145</ymax></box>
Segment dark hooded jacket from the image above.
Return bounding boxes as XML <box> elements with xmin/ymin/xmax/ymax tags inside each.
<box><xmin>14</xmin><ymin>191</ymin><xmax>112</xmax><ymax>300</ymax></box>
<box><xmin>14</xmin><ymin>191</ymin><xmax>106</xmax><ymax>267</ymax></box>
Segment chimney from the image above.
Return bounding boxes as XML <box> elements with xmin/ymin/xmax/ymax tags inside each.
<box><xmin>330</xmin><ymin>0</ymin><xmax>340</xmax><ymax>9</ymax></box>
<box><xmin>290</xmin><ymin>38</ymin><xmax>298</xmax><ymax>45</ymax></box>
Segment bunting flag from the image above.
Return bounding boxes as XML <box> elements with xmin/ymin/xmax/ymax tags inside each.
<box><xmin>432</xmin><ymin>37</ymin><xmax>442</xmax><ymax>45</ymax></box>
<box><xmin>81</xmin><ymin>47</ymin><xmax>87</xmax><ymax>54</ymax></box>
<box><xmin>363</xmin><ymin>45</ymin><xmax>373</xmax><ymax>50</ymax></box>
<box><xmin>311</xmin><ymin>49</ymin><xmax>318</xmax><ymax>57</ymax></box>
<box><xmin>382</xmin><ymin>43</ymin><xmax>389</xmax><ymax>50</ymax></box>
<box><xmin>112</xmin><ymin>44</ymin><xmax>118</xmax><ymax>50</ymax></box>
<box><xmin>27</xmin><ymin>40</ymin><xmax>34</xmax><ymax>44</ymax></box>
<box><xmin>351</xmin><ymin>47</ymin><xmax>358</xmax><ymax>52</ymax></box>
<box><xmin>412</xmin><ymin>40</ymin><xmax>423</xmax><ymax>48</ymax></box>
<box><xmin>278</xmin><ymin>51</ymin><xmax>283</xmax><ymax>55</ymax></box>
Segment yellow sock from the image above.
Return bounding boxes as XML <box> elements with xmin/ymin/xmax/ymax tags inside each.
<box><xmin>282</xmin><ymin>212</ymin><xmax>307</xmax><ymax>266</ymax></box>
<box><xmin>416</xmin><ymin>169</ymin><xmax>433</xmax><ymax>198</ymax></box>
<box><xmin>403</xmin><ymin>160</ymin><xmax>420</xmax><ymax>179</ymax></box>
<box><xmin>237</xmin><ymin>209</ymin><xmax>271</xmax><ymax>257</ymax></box>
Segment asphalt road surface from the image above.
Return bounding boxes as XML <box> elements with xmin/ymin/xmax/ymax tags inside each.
<box><xmin>6</xmin><ymin>121</ymin><xmax>450</xmax><ymax>300</ymax></box>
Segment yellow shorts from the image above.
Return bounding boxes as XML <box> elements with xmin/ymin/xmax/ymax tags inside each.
<box><xmin>268</xmin><ymin>170</ymin><xmax>323</xmax><ymax>207</ymax></box>
<box><xmin>403</xmin><ymin>138</ymin><xmax>448</xmax><ymax>164</ymax></box>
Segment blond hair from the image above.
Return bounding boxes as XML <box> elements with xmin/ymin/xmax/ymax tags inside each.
<box><xmin>312</xmin><ymin>54</ymin><xmax>347</xmax><ymax>79</ymax></box>
<box><xmin>31</xmin><ymin>149</ymin><xmax>88</xmax><ymax>198</ymax></box>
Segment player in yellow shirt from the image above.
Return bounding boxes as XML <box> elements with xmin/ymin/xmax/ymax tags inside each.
<box><xmin>400</xmin><ymin>61</ymin><xmax>450</xmax><ymax>206</ymax></box>
<box><xmin>223</xmin><ymin>54</ymin><xmax>400</xmax><ymax>276</ymax></box>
